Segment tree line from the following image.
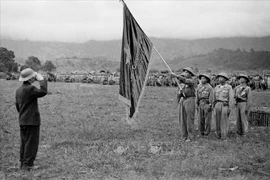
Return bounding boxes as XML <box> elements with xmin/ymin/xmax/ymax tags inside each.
<box><xmin>207</xmin><ymin>48</ymin><xmax>270</xmax><ymax>69</ymax></box>
<box><xmin>0</xmin><ymin>47</ymin><xmax>56</xmax><ymax>73</ymax></box>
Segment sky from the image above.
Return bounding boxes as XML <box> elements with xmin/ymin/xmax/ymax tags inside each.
<box><xmin>1</xmin><ymin>0</ymin><xmax>270</xmax><ymax>43</ymax></box>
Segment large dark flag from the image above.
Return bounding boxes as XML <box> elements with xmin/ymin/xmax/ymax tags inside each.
<box><xmin>119</xmin><ymin>3</ymin><xmax>153</xmax><ymax>118</ymax></box>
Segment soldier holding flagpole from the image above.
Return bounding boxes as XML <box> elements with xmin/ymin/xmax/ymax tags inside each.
<box><xmin>171</xmin><ymin>67</ymin><xmax>197</xmax><ymax>142</ymax></box>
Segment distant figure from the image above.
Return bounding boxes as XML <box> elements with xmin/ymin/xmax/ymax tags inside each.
<box><xmin>253</xmin><ymin>74</ymin><xmax>261</xmax><ymax>91</ymax></box>
<box><xmin>171</xmin><ymin>67</ymin><xmax>197</xmax><ymax>142</ymax></box>
<box><xmin>234</xmin><ymin>74</ymin><xmax>252</xmax><ymax>136</ymax></box>
<box><xmin>15</xmin><ymin>68</ymin><xmax>47</xmax><ymax>171</ymax></box>
<box><xmin>213</xmin><ymin>72</ymin><xmax>234</xmax><ymax>140</ymax></box>
<box><xmin>196</xmin><ymin>74</ymin><xmax>214</xmax><ymax>137</ymax></box>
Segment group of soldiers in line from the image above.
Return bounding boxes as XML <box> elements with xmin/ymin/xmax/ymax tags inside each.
<box><xmin>170</xmin><ymin>67</ymin><xmax>252</xmax><ymax>142</ymax></box>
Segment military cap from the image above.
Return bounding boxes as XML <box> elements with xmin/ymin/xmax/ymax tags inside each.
<box><xmin>237</xmin><ymin>73</ymin><xmax>250</xmax><ymax>83</ymax></box>
<box><xmin>183</xmin><ymin>67</ymin><xmax>195</xmax><ymax>76</ymax></box>
<box><xmin>216</xmin><ymin>72</ymin><xmax>229</xmax><ymax>80</ymax></box>
<box><xmin>199</xmin><ymin>73</ymin><xmax>211</xmax><ymax>83</ymax></box>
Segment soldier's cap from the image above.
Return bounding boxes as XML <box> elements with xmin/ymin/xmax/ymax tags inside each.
<box><xmin>19</xmin><ymin>68</ymin><xmax>37</xmax><ymax>81</ymax></box>
<box><xmin>183</xmin><ymin>67</ymin><xmax>195</xmax><ymax>76</ymax></box>
<box><xmin>216</xmin><ymin>72</ymin><xmax>229</xmax><ymax>80</ymax></box>
<box><xmin>178</xmin><ymin>72</ymin><xmax>185</xmax><ymax>77</ymax></box>
<box><xmin>237</xmin><ymin>73</ymin><xmax>250</xmax><ymax>83</ymax></box>
<box><xmin>199</xmin><ymin>73</ymin><xmax>211</xmax><ymax>82</ymax></box>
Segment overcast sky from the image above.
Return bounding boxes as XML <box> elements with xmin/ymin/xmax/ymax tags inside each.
<box><xmin>1</xmin><ymin>0</ymin><xmax>270</xmax><ymax>42</ymax></box>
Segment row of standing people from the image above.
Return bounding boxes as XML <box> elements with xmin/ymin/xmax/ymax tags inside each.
<box><xmin>171</xmin><ymin>67</ymin><xmax>251</xmax><ymax>142</ymax></box>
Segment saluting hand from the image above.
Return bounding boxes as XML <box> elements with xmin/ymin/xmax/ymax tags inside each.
<box><xmin>36</xmin><ymin>73</ymin><xmax>44</xmax><ymax>81</ymax></box>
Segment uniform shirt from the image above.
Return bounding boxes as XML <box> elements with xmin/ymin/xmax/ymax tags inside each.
<box><xmin>234</xmin><ymin>84</ymin><xmax>252</xmax><ymax>105</ymax></box>
<box><xmin>213</xmin><ymin>83</ymin><xmax>234</xmax><ymax>108</ymax></box>
<box><xmin>178</xmin><ymin>77</ymin><xmax>197</xmax><ymax>98</ymax></box>
<box><xmin>195</xmin><ymin>83</ymin><xmax>213</xmax><ymax>106</ymax></box>
<box><xmin>15</xmin><ymin>80</ymin><xmax>47</xmax><ymax>125</ymax></box>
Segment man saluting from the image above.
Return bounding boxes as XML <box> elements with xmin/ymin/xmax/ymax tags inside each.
<box><xmin>15</xmin><ymin>68</ymin><xmax>47</xmax><ymax>171</ymax></box>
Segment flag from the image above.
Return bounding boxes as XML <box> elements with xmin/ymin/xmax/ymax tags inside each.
<box><xmin>119</xmin><ymin>3</ymin><xmax>153</xmax><ymax>118</ymax></box>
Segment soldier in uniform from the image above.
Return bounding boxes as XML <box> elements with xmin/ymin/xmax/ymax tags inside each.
<box><xmin>234</xmin><ymin>74</ymin><xmax>252</xmax><ymax>136</ymax></box>
<box><xmin>196</xmin><ymin>74</ymin><xmax>214</xmax><ymax>137</ymax></box>
<box><xmin>213</xmin><ymin>72</ymin><xmax>234</xmax><ymax>140</ymax></box>
<box><xmin>171</xmin><ymin>67</ymin><xmax>197</xmax><ymax>142</ymax></box>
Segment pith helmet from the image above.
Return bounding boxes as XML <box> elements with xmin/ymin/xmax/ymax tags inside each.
<box><xmin>199</xmin><ymin>73</ymin><xmax>211</xmax><ymax>83</ymax></box>
<box><xmin>216</xmin><ymin>72</ymin><xmax>229</xmax><ymax>80</ymax></box>
<box><xmin>183</xmin><ymin>67</ymin><xmax>195</xmax><ymax>76</ymax></box>
<box><xmin>237</xmin><ymin>73</ymin><xmax>250</xmax><ymax>83</ymax></box>
<box><xmin>19</xmin><ymin>68</ymin><xmax>37</xmax><ymax>81</ymax></box>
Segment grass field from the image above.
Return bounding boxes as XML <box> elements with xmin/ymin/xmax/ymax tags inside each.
<box><xmin>0</xmin><ymin>80</ymin><xmax>270</xmax><ymax>180</ymax></box>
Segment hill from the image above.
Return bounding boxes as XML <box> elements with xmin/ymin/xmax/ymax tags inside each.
<box><xmin>1</xmin><ymin>36</ymin><xmax>270</xmax><ymax>71</ymax></box>
<box><xmin>53</xmin><ymin>56</ymin><xmax>119</xmax><ymax>73</ymax></box>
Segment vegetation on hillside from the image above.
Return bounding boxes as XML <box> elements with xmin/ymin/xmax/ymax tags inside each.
<box><xmin>168</xmin><ymin>48</ymin><xmax>270</xmax><ymax>71</ymax></box>
<box><xmin>0</xmin><ymin>47</ymin><xmax>19</xmax><ymax>72</ymax></box>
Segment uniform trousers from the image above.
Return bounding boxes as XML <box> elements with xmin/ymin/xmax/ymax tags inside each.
<box><xmin>179</xmin><ymin>97</ymin><xmax>195</xmax><ymax>140</ymax></box>
<box><xmin>198</xmin><ymin>101</ymin><xmax>212</xmax><ymax>136</ymax></box>
<box><xmin>20</xmin><ymin>125</ymin><xmax>40</xmax><ymax>167</ymax></box>
<box><xmin>236</xmin><ymin>102</ymin><xmax>249</xmax><ymax>135</ymax></box>
<box><xmin>214</xmin><ymin>102</ymin><xmax>229</xmax><ymax>140</ymax></box>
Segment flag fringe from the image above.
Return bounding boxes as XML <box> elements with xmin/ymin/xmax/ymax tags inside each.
<box><xmin>132</xmin><ymin>54</ymin><xmax>152</xmax><ymax>119</ymax></box>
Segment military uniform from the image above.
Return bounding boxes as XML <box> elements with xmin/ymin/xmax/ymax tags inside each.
<box><xmin>176</xmin><ymin>68</ymin><xmax>197</xmax><ymax>141</ymax></box>
<box><xmin>196</xmin><ymin>81</ymin><xmax>213</xmax><ymax>136</ymax></box>
<box><xmin>213</xmin><ymin>73</ymin><xmax>234</xmax><ymax>140</ymax></box>
<box><xmin>234</xmin><ymin>75</ymin><xmax>252</xmax><ymax>136</ymax></box>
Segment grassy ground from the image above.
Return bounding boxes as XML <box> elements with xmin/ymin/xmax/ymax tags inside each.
<box><xmin>0</xmin><ymin>80</ymin><xmax>270</xmax><ymax>180</ymax></box>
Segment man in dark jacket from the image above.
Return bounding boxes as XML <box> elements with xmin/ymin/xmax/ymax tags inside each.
<box><xmin>15</xmin><ymin>68</ymin><xmax>47</xmax><ymax>171</ymax></box>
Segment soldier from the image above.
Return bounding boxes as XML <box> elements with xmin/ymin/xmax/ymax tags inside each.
<box><xmin>253</xmin><ymin>74</ymin><xmax>260</xmax><ymax>91</ymax></box>
<box><xmin>171</xmin><ymin>67</ymin><xmax>197</xmax><ymax>142</ymax></box>
<box><xmin>234</xmin><ymin>74</ymin><xmax>252</xmax><ymax>136</ymax></box>
<box><xmin>196</xmin><ymin>74</ymin><xmax>214</xmax><ymax>137</ymax></box>
<box><xmin>213</xmin><ymin>72</ymin><xmax>234</xmax><ymax>140</ymax></box>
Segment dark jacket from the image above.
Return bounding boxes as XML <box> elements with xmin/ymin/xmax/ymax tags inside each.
<box><xmin>15</xmin><ymin>80</ymin><xmax>48</xmax><ymax>125</ymax></box>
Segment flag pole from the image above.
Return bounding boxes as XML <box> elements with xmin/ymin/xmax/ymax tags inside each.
<box><xmin>153</xmin><ymin>45</ymin><xmax>183</xmax><ymax>90</ymax></box>
<box><xmin>153</xmin><ymin>46</ymin><xmax>173</xmax><ymax>73</ymax></box>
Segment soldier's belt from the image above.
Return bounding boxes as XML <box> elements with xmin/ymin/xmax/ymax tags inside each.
<box><xmin>199</xmin><ymin>98</ymin><xmax>210</xmax><ymax>104</ymax></box>
<box><xmin>215</xmin><ymin>100</ymin><xmax>229</xmax><ymax>106</ymax></box>
<box><xmin>236</xmin><ymin>99</ymin><xmax>247</xmax><ymax>103</ymax></box>
<box><xmin>183</xmin><ymin>96</ymin><xmax>195</xmax><ymax>100</ymax></box>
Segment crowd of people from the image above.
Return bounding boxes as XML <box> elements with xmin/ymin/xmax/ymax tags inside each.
<box><xmin>5</xmin><ymin>70</ymin><xmax>269</xmax><ymax>91</ymax></box>
<box><xmin>171</xmin><ymin>67</ymin><xmax>252</xmax><ymax>142</ymax></box>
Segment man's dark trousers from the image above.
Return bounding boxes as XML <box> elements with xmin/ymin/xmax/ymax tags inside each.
<box><xmin>20</xmin><ymin>125</ymin><xmax>40</xmax><ymax>167</ymax></box>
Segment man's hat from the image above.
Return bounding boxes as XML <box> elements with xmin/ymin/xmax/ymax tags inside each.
<box><xmin>199</xmin><ymin>73</ymin><xmax>211</xmax><ymax>83</ymax></box>
<box><xmin>183</xmin><ymin>67</ymin><xmax>195</xmax><ymax>76</ymax></box>
<box><xmin>19</xmin><ymin>68</ymin><xmax>37</xmax><ymax>81</ymax></box>
<box><xmin>237</xmin><ymin>73</ymin><xmax>250</xmax><ymax>83</ymax></box>
<box><xmin>216</xmin><ymin>72</ymin><xmax>229</xmax><ymax>80</ymax></box>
